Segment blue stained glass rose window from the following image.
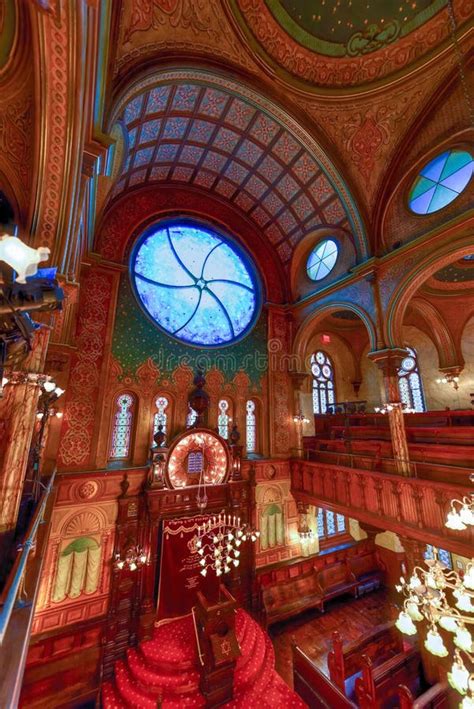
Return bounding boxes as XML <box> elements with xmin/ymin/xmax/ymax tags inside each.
<box><xmin>131</xmin><ymin>222</ymin><xmax>260</xmax><ymax>347</ymax></box>
<box><xmin>409</xmin><ymin>149</ymin><xmax>473</xmax><ymax>215</ymax></box>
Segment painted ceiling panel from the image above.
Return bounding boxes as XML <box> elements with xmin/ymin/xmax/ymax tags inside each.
<box><xmin>111</xmin><ymin>79</ymin><xmax>361</xmax><ymax>264</ymax></box>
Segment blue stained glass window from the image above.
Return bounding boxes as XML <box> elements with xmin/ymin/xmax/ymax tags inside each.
<box><xmin>409</xmin><ymin>150</ymin><xmax>473</xmax><ymax>215</ymax></box>
<box><xmin>317</xmin><ymin>508</ymin><xmax>346</xmax><ymax>540</ymax></box>
<box><xmin>131</xmin><ymin>222</ymin><xmax>260</xmax><ymax>347</ymax></box>
<box><xmin>307</xmin><ymin>239</ymin><xmax>338</xmax><ymax>281</ymax></box>
<box><xmin>398</xmin><ymin>347</ymin><xmax>425</xmax><ymax>412</ymax></box>
<box><xmin>425</xmin><ymin>545</ymin><xmax>452</xmax><ymax>570</ymax></box>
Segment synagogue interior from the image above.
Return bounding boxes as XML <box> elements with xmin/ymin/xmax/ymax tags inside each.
<box><xmin>0</xmin><ymin>1</ymin><xmax>473</xmax><ymax>707</ymax></box>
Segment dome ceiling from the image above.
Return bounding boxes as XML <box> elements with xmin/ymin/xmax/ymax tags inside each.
<box><xmin>108</xmin><ymin>71</ymin><xmax>366</xmax><ymax>266</ymax></box>
<box><xmin>228</xmin><ymin>0</ymin><xmax>471</xmax><ymax>89</ymax></box>
<box><xmin>422</xmin><ymin>256</ymin><xmax>474</xmax><ymax>294</ymax></box>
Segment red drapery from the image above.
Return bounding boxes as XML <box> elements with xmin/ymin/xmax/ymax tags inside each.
<box><xmin>156</xmin><ymin>515</ymin><xmax>219</xmax><ymax>622</ymax></box>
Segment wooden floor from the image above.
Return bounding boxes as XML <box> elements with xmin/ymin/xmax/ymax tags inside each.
<box><xmin>270</xmin><ymin>589</ymin><xmax>393</xmax><ymax>688</ymax></box>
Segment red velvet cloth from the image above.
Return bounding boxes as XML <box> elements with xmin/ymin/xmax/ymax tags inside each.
<box><xmin>102</xmin><ymin>609</ymin><xmax>307</xmax><ymax>708</ymax></box>
<box><xmin>156</xmin><ymin>516</ymin><xmax>219</xmax><ymax>621</ymax></box>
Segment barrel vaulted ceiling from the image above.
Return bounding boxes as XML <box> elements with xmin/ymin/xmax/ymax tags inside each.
<box><xmin>106</xmin><ymin>71</ymin><xmax>367</xmax><ymax>266</ymax></box>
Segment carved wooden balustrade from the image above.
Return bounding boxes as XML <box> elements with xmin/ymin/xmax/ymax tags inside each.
<box><xmin>290</xmin><ymin>460</ymin><xmax>473</xmax><ymax>558</ymax></box>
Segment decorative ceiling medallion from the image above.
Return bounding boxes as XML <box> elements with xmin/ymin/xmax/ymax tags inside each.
<box><xmin>228</xmin><ymin>0</ymin><xmax>470</xmax><ymax>89</ymax></box>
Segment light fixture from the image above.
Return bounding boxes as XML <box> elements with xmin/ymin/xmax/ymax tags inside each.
<box><xmin>374</xmin><ymin>403</ymin><xmax>416</xmax><ymax>415</ymax></box>
<box><xmin>293</xmin><ymin>413</ymin><xmax>310</xmax><ymax>424</ymax></box>
<box><xmin>436</xmin><ymin>374</ymin><xmax>460</xmax><ymax>390</ymax></box>
<box><xmin>196</xmin><ymin>513</ymin><xmax>260</xmax><ymax>577</ymax></box>
<box><xmin>0</xmin><ymin>233</ymin><xmax>50</xmax><ymax>283</ymax></box>
<box><xmin>114</xmin><ymin>545</ymin><xmax>147</xmax><ymax>572</ymax></box>
<box><xmin>396</xmin><ymin>547</ymin><xmax>474</xmax><ymax>700</ymax></box>
<box><xmin>445</xmin><ymin>489</ymin><xmax>474</xmax><ymax>531</ymax></box>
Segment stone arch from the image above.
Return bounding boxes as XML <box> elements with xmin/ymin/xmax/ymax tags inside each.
<box><xmin>408</xmin><ymin>297</ymin><xmax>461</xmax><ymax>370</ymax></box>
<box><xmin>386</xmin><ymin>239</ymin><xmax>474</xmax><ymax>348</ymax></box>
<box><xmin>293</xmin><ymin>302</ymin><xmax>377</xmax><ymax>365</ymax></box>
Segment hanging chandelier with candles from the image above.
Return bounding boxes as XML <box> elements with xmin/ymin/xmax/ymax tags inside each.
<box><xmin>196</xmin><ymin>513</ymin><xmax>260</xmax><ymax>577</ymax></box>
<box><xmin>114</xmin><ymin>545</ymin><xmax>147</xmax><ymax>572</ymax></box>
<box><xmin>395</xmin><ymin>548</ymin><xmax>474</xmax><ymax>705</ymax></box>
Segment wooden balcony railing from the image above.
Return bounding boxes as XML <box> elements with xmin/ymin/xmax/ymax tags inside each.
<box><xmin>0</xmin><ymin>471</ymin><xmax>56</xmax><ymax>708</ymax></box>
<box><xmin>290</xmin><ymin>460</ymin><xmax>473</xmax><ymax>559</ymax></box>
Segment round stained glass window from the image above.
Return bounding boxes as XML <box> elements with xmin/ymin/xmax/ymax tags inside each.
<box><xmin>307</xmin><ymin>239</ymin><xmax>338</xmax><ymax>281</ymax></box>
<box><xmin>131</xmin><ymin>222</ymin><xmax>260</xmax><ymax>347</ymax></box>
<box><xmin>409</xmin><ymin>149</ymin><xmax>473</xmax><ymax>215</ymax></box>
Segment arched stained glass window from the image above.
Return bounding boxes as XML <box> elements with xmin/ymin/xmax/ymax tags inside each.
<box><xmin>246</xmin><ymin>400</ymin><xmax>256</xmax><ymax>454</ymax></box>
<box><xmin>110</xmin><ymin>393</ymin><xmax>135</xmax><ymax>459</ymax></box>
<box><xmin>398</xmin><ymin>347</ymin><xmax>425</xmax><ymax>412</ymax></box>
<box><xmin>425</xmin><ymin>545</ymin><xmax>452</xmax><ymax>570</ymax></box>
<box><xmin>409</xmin><ymin>149</ymin><xmax>473</xmax><ymax>215</ymax></box>
<box><xmin>311</xmin><ymin>351</ymin><xmax>335</xmax><ymax>414</ymax></box>
<box><xmin>218</xmin><ymin>399</ymin><xmax>230</xmax><ymax>439</ymax></box>
<box><xmin>307</xmin><ymin>239</ymin><xmax>338</xmax><ymax>281</ymax></box>
<box><xmin>317</xmin><ymin>508</ymin><xmax>346</xmax><ymax>540</ymax></box>
<box><xmin>131</xmin><ymin>221</ymin><xmax>260</xmax><ymax>347</ymax></box>
<box><xmin>153</xmin><ymin>396</ymin><xmax>169</xmax><ymax>444</ymax></box>
<box><xmin>186</xmin><ymin>404</ymin><xmax>198</xmax><ymax>429</ymax></box>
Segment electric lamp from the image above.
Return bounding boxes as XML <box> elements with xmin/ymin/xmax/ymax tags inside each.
<box><xmin>129</xmin><ymin>562</ymin><xmax>137</xmax><ymax>572</ymax></box>
<box><xmin>454</xmin><ymin>589</ymin><xmax>474</xmax><ymax>613</ymax></box>
<box><xmin>200</xmin><ymin>568</ymin><xmax>207</xmax><ymax>577</ymax></box>
<box><xmin>461</xmin><ymin>694</ymin><xmax>474</xmax><ymax>709</ymax></box>
<box><xmin>406</xmin><ymin>600</ymin><xmax>423</xmax><ymax>622</ymax></box>
<box><xmin>454</xmin><ymin>625</ymin><xmax>473</xmax><ymax>653</ymax></box>
<box><xmin>43</xmin><ymin>380</ymin><xmax>56</xmax><ymax>393</ymax></box>
<box><xmin>396</xmin><ymin>611</ymin><xmax>417</xmax><ymax>635</ymax></box>
<box><xmin>446</xmin><ymin>511</ymin><xmax>468</xmax><ymax>531</ymax></box>
<box><xmin>448</xmin><ymin>654</ymin><xmax>469</xmax><ymax>694</ymax></box>
<box><xmin>424</xmin><ymin>628</ymin><xmax>448</xmax><ymax>657</ymax></box>
<box><xmin>439</xmin><ymin>615</ymin><xmax>458</xmax><ymax>633</ymax></box>
<box><xmin>464</xmin><ymin>565</ymin><xmax>474</xmax><ymax>591</ymax></box>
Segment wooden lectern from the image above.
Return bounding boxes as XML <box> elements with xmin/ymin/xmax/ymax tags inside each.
<box><xmin>193</xmin><ymin>585</ymin><xmax>241</xmax><ymax>707</ymax></box>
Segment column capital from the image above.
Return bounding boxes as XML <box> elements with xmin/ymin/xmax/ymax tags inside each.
<box><xmin>367</xmin><ymin>347</ymin><xmax>409</xmax><ymax>376</ymax></box>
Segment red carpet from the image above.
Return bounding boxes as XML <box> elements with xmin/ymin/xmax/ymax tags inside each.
<box><xmin>102</xmin><ymin>609</ymin><xmax>306</xmax><ymax>708</ymax></box>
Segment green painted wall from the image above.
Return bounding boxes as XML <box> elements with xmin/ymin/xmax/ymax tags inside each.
<box><xmin>112</xmin><ymin>275</ymin><xmax>268</xmax><ymax>387</ymax></box>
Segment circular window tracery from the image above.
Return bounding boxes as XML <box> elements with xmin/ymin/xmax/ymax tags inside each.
<box><xmin>307</xmin><ymin>239</ymin><xmax>338</xmax><ymax>281</ymax></box>
<box><xmin>131</xmin><ymin>222</ymin><xmax>260</xmax><ymax>347</ymax></box>
<box><xmin>408</xmin><ymin>149</ymin><xmax>473</xmax><ymax>215</ymax></box>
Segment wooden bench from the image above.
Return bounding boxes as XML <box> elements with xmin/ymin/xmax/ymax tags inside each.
<box><xmin>316</xmin><ymin>562</ymin><xmax>358</xmax><ymax>610</ymax></box>
<box><xmin>348</xmin><ymin>551</ymin><xmax>385</xmax><ymax>596</ymax></box>
<box><xmin>355</xmin><ymin>648</ymin><xmax>423</xmax><ymax>708</ymax></box>
<box><xmin>292</xmin><ymin>645</ymin><xmax>357</xmax><ymax>709</ymax></box>
<box><xmin>262</xmin><ymin>573</ymin><xmax>323</xmax><ymax>628</ymax></box>
<box><xmin>328</xmin><ymin>622</ymin><xmax>404</xmax><ymax>698</ymax></box>
<box><xmin>399</xmin><ymin>682</ymin><xmax>450</xmax><ymax>709</ymax></box>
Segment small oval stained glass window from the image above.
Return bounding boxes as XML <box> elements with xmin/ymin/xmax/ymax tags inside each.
<box><xmin>307</xmin><ymin>239</ymin><xmax>338</xmax><ymax>281</ymax></box>
<box><xmin>409</xmin><ymin>149</ymin><xmax>473</xmax><ymax>215</ymax></box>
<box><xmin>131</xmin><ymin>221</ymin><xmax>260</xmax><ymax>347</ymax></box>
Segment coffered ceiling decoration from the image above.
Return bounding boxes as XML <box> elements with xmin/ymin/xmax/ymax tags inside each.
<box><xmin>106</xmin><ymin>70</ymin><xmax>367</xmax><ymax>265</ymax></box>
<box><xmin>227</xmin><ymin>0</ymin><xmax>471</xmax><ymax>89</ymax></box>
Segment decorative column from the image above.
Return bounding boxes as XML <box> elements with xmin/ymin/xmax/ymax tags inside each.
<box><xmin>368</xmin><ymin>348</ymin><xmax>411</xmax><ymax>476</ymax></box>
<box><xmin>290</xmin><ymin>371</ymin><xmax>310</xmax><ymax>457</ymax></box>
<box><xmin>0</xmin><ymin>326</ymin><xmax>50</xmax><ymax>552</ymax></box>
<box><xmin>267</xmin><ymin>306</ymin><xmax>292</xmax><ymax>458</ymax></box>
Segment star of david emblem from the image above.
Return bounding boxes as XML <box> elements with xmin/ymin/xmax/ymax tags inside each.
<box><xmin>220</xmin><ymin>638</ymin><xmax>232</xmax><ymax>656</ymax></box>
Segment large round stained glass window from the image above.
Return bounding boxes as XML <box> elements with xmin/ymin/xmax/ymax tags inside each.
<box><xmin>131</xmin><ymin>222</ymin><xmax>260</xmax><ymax>347</ymax></box>
<box><xmin>307</xmin><ymin>239</ymin><xmax>338</xmax><ymax>281</ymax></box>
<box><xmin>409</xmin><ymin>149</ymin><xmax>473</xmax><ymax>215</ymax></box>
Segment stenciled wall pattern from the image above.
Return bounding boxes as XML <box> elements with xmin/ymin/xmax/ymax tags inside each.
<box><xmin>112</xmin><ymin>275</ymin><xmax>269</xmax><ymax>388</ymax></box>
